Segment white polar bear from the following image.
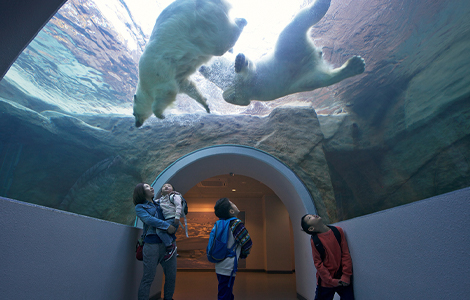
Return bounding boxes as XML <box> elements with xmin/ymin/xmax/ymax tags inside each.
<box><xmin>133</xmin><ymin>0</ymin><xmax>247</xmax><ymax>127</ymax></box>
<box><xmin>199</xmin><ymin>0</ymin><xmax>365</xmax><ymax>106</ymax></box>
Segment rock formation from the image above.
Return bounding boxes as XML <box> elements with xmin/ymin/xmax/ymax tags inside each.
<box><xmin>0</xmin><ymin>100</ymin><xmax>334</xmax><ymax>223</ymax></box>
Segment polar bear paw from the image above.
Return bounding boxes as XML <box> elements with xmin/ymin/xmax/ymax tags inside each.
<box><xmin>344</xmin><ymin>55</ymin><xmax>365</xmax><ymax>76</ymax></box>
<box><xmin>235</xmin><ymin>18</ymin><xmax>247</xmax><ymax>29</ymax></box>
<box><xmin>235</xmin><ymin>53</ymin><xmax>247</xmax><ymax>73</ymax></box>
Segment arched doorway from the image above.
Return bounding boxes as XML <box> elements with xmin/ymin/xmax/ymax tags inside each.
<box><xmin>152</xmin><ymin>145</ymin><xmax>318</xmax><ymax>298</ymax></box>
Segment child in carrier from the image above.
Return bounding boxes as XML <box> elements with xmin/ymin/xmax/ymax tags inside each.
<box><xmin>153</xmin><ymin>183</ymin><xmax>183</xmax><ymax>261</ymax></box>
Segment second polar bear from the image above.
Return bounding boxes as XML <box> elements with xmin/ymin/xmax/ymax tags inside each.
<box><xmin>199</xmin><ymin>0</ymin><xmax>365</xmax><ymax>106</ymax></box>
<box><xmin>133</xmin><ymin>0</ymin><xmax>247</xmax><ymax>127</ymax></box>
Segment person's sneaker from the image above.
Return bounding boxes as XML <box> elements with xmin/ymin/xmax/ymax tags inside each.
<box><xmin>163</xmin><ymin>243</ymin><xmax>177</xmax><ymax>262</ymax></box>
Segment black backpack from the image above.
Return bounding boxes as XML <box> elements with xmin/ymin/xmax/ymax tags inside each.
<box><xmin>311</xmin><ymin>225</ymin><xmax>342</xmax><ymax>285</ymax></box>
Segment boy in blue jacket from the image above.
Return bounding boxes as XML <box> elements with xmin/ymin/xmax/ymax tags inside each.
<box><xmin>214</xmin><ymin>198</ymin><xmax>252</xmax><ymax>300</ymax></box>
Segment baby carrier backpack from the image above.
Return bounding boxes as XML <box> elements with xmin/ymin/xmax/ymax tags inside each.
<box><xmin>169</xmin><ymin>191</ymin><xmax>189</xmax><ymax>237</ymax></box>
<box><xmin>311</xmin><ymin>225</ymin><xmax>343</xmax><ymax>285</ymax></box>
<box><xmin>207</xmin><ymin>217</ymin><xmax>238</xmax><ymax>286</ymax></box>
<box><xmin>169</xmin><ymin>191</ymin><xmax>188</xmax><ymax>215</ymax></box>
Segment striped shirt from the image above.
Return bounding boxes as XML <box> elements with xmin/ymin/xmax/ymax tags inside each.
<box><xmin>215</xmin><ymin>218</ymin><xmax>252</xmax><ymax>276</ymax></box>
<box><xmin>230</xmin><ymin>219</ymin><xmax>252</xmax><ymax>258</ymax></box>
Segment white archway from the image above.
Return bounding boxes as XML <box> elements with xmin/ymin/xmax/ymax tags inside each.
<box><xmin>152</xmin><ymin>144</ymin><xmax>318</xmax><ymax>298</ymax></box>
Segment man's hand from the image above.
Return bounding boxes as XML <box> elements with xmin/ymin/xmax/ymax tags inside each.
<box><xmin>174</xmin><ymin>219</ymin><xmax>180</xmax><ymax>226</ymax></box>
<box><xmin>167</xmin><ymin>225</ymin><xmax>176</xmax><ymax>234</ymax></box>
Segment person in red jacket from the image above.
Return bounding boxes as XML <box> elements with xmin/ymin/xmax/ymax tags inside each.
<box><xmin>301</xmin><ymin>214</ymin><xmax>355</xmax><ymax>300</ymax></box>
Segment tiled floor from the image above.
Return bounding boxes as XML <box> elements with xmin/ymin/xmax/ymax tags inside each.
<box><xmin>170</xmin><ymin>271</ymin><xmax>298</xmax><ymax>300</ymax></box>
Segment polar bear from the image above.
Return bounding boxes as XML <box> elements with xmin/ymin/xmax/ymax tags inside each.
<box><xmin>199</xmin><ymin>0</ymin><xmax>365</xmax><ymax>106</ymax></box>
<box><xmin>133</xmin><ymin>0</ymin><xmax>247</xmax><ymax>127</ymax></box>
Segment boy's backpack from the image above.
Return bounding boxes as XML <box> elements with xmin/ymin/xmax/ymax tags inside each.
<box><xmin>206</xmin><ymin>217</ymin><xmax>238</xmax><ymax>263</ymax></box>
<box><xmin>169</xmin><ymin>192</ymin><xmax>189</xmax><ymax>237</ymax></box>
<box><xmin>311</xmin><ymin>225</ymin><xmax>341</xmax><ymax>261</ymax></box>
<box><xmin>206</xmin><ymin>217</ymin><xmax>238</xmax><ymax>287</ymax></box>
<box><xmin>311</xmin><ymin>225</ymin><xmax>342</xmax><ymax>284</ymax></box>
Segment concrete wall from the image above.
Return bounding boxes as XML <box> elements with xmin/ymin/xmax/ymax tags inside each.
<box><xmin>325</xmin><ymin>187</ymin><xmax>470</xmax><ymax>300</ymax></box>
<box><xmin>0</xmin><ymin>197</ymin><xmax>162</xmax><ymax>300</ymax></box>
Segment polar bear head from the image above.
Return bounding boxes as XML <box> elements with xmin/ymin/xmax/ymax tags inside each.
<box><xmin>133</xmin><ymin>94</ymin><xmax>153</xmax><ymax>128</ymax></box>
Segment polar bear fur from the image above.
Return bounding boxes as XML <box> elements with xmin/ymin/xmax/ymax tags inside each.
<box><xmin>133</xmin><ymin>0</ymin><xmax>247</xmax><ymax>127</ymax></box>
<box><xmin>199</xmin><ymin>0</ymin><xmax>365</xmax><ymax>106</ymax></box>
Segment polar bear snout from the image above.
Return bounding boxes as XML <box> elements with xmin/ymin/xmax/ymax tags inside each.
<box><xmin>133</xmin><ymin>111</ymin><xmax>144</xmax><ymax>128</ymax></box>
<box><xmin>133</xmin><ymin>94</ymin><xmax>153</xmax><ymax>127</ymax></box>
<box><xmin>133</xmin><ymin>110</ymin><xmax>145</xmax><ymax>128</ymax></box>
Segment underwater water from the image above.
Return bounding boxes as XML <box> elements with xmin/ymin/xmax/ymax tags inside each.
<box><xmin>0</xmin><ymin>0</ymin><xmax>469</xmax><ymax>225</ymax></box>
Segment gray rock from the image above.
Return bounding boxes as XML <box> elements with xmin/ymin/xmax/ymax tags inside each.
<box><xmin>0</xmin><ymin>99</ymin><xmax>333</xmax><ymax>224</ymax></box>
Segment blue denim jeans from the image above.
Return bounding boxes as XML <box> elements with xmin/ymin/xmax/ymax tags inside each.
<box><xmin>156</xmin><ymin>218</ymin><xmax>178</xmax><ymax>247</ymax></box>
<box><xmin>138</xmin><ymin>242</ymin><xmax>177</xmax><ymax>300</ymax></box>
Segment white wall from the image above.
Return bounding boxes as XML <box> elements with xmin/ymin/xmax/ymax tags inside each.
<box><xmin>304</xmin><ymin>187</ymin><xmax>470</xmax><ymax>300</ymax></box>
<box><xmin>264</xmin><ymin>194</ymin><xmax>293</xmax><ymax>272</ymax></box>
<box><xmin>0</xmin><ymin>197</ymin><xmax>162</xmax><ymax>300</ymax></box>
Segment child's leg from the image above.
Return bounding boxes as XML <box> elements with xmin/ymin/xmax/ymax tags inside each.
<box><xmin>314</xmin><ymin>284</ymin><xmax>336</xmax><ymax>300</ymax></box>
<box><xmin>156</xmin><ymin>229</ymin><xmax>173</xmax><ymax>247</ymax></box>
<box><xmin>217</xmin><ymin>274</ymin><xmax>235</xmax><ymax>300</ymax></box>
<box><xmin>160</xmin><ymin>218</ymin><xmax>177</xmax><ymax>261</ymax></box>
<box><xmin>337</xmin><ymin>284</ymin><xmax>355</xmax><ymax>300</ymax></box>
